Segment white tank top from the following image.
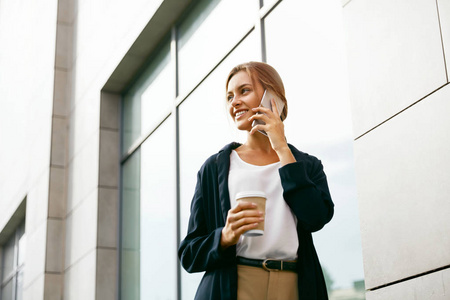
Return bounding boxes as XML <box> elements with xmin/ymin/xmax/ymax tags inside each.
<box><xmin>228</xmin><ymin>150</ymin><xmax>298</xmax><ymax>260</ymax></box>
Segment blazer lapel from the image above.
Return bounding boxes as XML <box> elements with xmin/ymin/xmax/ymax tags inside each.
<box><xmin>216</xmin><ymin>142</ymin><xmax>240</xmax><ymax>223</ymax></box>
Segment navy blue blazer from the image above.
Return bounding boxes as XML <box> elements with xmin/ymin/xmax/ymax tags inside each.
<box><xmin>178</xmin><ymin>142</ymin><xmax>334</xmax><ymax>300</ymax></box>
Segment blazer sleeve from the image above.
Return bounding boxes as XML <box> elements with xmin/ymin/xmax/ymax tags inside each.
<box><xmin>279</xmin><ymin>156</ymin><xmax>334</xmax><ymax>232</ymax></box>
<box><xmin>178</xmin><ymin>169</ymin><xmax>235</xmax><ymax>273</ymax></box>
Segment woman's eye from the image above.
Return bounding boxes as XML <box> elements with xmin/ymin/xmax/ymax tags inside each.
<box><xmin>227</xmin><ymin>95</ymin><xmax>233</xmax><ymax>102</ymax></box>
<box><xmin>242</xmin><ymin>88</ymin><xmax>250</xmax><ymax>94</ymax></box>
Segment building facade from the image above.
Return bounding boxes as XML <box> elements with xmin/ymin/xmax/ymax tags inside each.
<box><xmin>343</xmin><ymin>0</ymin><xmax>450</xmax><ymax>299</ymax></box>
<box><xmin>0</xmin><ymin>0</ymin><xmax>446</xmax><ymax>299</ymax></box>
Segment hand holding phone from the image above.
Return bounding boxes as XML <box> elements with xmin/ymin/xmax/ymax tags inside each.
<box><xmin>252</xmin><ymin>89</ymin><xmax>285</xmax><ymax>136</ymax></box>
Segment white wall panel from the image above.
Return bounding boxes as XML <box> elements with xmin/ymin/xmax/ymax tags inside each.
<box><xmin>71</xmin><ymin>0</ymin><xmax>163</xmax><ymax>108</ymax></box>
<box><xmin>344</xmin><ymin>0</ymin><xmax>447</xmax><ymax>138</ymax></box>
<box><xmin>67</xmin><ymin>134</ymin><xmax>99</xmax><ymax>213</ymax></box>
<box><xmin>23</xmin><ymin>274</ymin><xmax>45</xmax><ymax>300</ymax></box>
<box><xmin>23</xmin><ymin>221</ymin><xmax>47</xmax><ymax>288</ymax></box>
<box><xmin>25</xmin><ymin>170</ymin><xmax>50</xmax><ymax>233</ymax></box>
<box><xmin>65</xmin><ymin>190</ymin><xmax>98</xmax><ymax>267</ymax></box>
<box><xmin>64</xmin><ymin>249</ymin><xmax>96</xmax><ymax>300</ymax></box>
<box><xmin>0</xmin><ymin>0</ymin><xmax>57</xmax><ymax>229</ymax></box>
<box><xmin>68</xmin><ymin>96</ymin><xmax>100</xmax><ymax>162</ymax></box>
<box><xmin>354</xmin><ymin>85</ymin><xmax>450</xmax><ymax>289</ymax></box>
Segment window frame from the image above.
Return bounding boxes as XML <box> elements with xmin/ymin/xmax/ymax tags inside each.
<box><xmin>0</xmin><ymin>221</ymin><xmax>25</xmax><ymax>300</ymax></box>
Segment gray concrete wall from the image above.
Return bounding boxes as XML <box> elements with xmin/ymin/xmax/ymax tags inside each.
<box><xmin>344</xmin><ymin>0</ymin><xmax>450</xmax><ymax>298</ymax></box>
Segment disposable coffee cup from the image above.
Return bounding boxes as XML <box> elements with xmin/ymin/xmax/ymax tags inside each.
<box><xmin>236</xmin><ymin>191</ymin><xmax>266</xmax><ymax>237</ymax></box>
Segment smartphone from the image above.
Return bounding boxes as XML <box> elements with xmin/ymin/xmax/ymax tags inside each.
<box><xmin>252</xmin><ymin>89</ymin><xmax>285</xmax><ymax>136</ymax></box>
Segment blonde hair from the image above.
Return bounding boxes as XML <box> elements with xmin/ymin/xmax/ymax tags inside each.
<box><xmin>226</xmin><ymin>61</ymin><xmax>288</xmax><ymax>121</ymax></box>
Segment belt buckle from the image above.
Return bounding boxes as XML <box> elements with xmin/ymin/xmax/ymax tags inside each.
<box><xmin>262</xmin><ymin>258</ymin><xmax>281</xmax><ymax>272</ymax></box>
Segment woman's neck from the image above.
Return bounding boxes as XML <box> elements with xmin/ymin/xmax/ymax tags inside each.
<box><xmin>243</xmin><ymin>132</ymin><xmax>275</xmax><ymax>153</ymax></box>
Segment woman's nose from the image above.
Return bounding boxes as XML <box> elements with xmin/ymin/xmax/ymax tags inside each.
<box><xmin>230</xmin><ymin>96</ymin><xmax>241</xmax><ymax>107</ymax></box>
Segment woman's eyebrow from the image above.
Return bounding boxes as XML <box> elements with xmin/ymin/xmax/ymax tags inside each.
<box><xmin>241</xmin><ymin>82</ymin><xmax>252</xmax><ymax>87</ymax></box>
<box><xmin>227</xmin><ymin>83</ymin><xmax>252</xmax><ymax>94</ymax></box>
<box><xmin>236</xmin><ymin>83</ymin><xmax>252</xmax><ymax>90</ymax></box>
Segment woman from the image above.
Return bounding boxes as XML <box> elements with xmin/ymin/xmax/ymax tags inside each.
<box><xmin>178</xmin><ymin>61</ymin><xmax>334</xmax><ymax>300</ymax></box>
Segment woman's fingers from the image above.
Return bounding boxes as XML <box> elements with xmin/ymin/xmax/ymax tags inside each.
<box><xmin>227</xmin><ymin>203</ymin><xmax>263</xmax><ymax>224</ymax></box>
<box><xmin>252</xmin><ymin>99</ymin><xmax>280</xmax><ymax>117</ymax></box>
<box><xmin>229</xmin><ymin>201</ymin><xmax>256</xmax><ymax>214</ymax></box>
<box><xmin>222</xmin><ymin>202</ymin><xmax>264</xmax><ymax>248</ymax></box>
<box><xmin>229</xmin><ymin>211</ymin><xmax>263</xmax><ymax>229</ymax></box>
<box><xmin>249</xmin><ymin>123</ymin><xmax>265</xmax><ymax>135</ymax></box>
<box><xmin>248</xmin><ymin>112</ymin><xmax>270</xmax><ymax>123</ymax></box>
<box><xmin>249</xmin><ymin>99</ymin><xmax>283</xmax><ymax>136</ymax></box>
<box><xmin>251</xmin><ymin>106</ymin><xmax>274</xmax><ymax>117</ymax></box>
<box><xmin>233</xmin><ymin>223</ymin><xmax>260</xmax><ymax>237</ymax></box>
<box><xmin>270</xmin><ymin>98</ymin><xmax>280</xmax><ymax>116</ymax></box>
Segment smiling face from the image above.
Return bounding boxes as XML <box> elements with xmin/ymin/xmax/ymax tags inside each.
<box><xmin>226</xmin><ymin>70</ymin><xmax>265</xmax><ymax>131</ymax></box>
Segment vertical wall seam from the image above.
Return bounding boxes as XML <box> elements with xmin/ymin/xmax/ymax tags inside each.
<box><xmin>435</xmin><ymin>0</ymin><xmax>449</xmax><ymax>83</ymax></box>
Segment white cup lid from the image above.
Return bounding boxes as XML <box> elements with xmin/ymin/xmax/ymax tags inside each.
<box><xmin>236</xmin><ymin>191</ymin><xmax>266</xmax><ymax>200</ymax></box>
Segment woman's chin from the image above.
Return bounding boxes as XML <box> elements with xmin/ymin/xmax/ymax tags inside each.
<box><xmin>235</xmin><ymin>123</ymin><xmax>252</xmax><ymax>132</ymax></box>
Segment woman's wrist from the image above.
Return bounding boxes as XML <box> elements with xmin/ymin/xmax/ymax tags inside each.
<box><xmin>275</xmin><ymin>146</ymin><xmax>296</xmax><ymax>166</ymax></box>
<box><xmin>220</xmin><ymin>229</ymin><xmax>231</xmax><ymax>250</ymax></box>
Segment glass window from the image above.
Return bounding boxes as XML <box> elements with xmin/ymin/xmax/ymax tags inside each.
<box><xmin>265</xmin><ymin>0</ymin><xmax>365</xmax><ymax>298</ymax></box>
<box><xmin>122</xmin><ymin>90</ymin><xmax>141</xmax><ymax>155</ymax></box>
<box><xmin>17</xmin><ymin>223</ymin><xmax>25</xmax><ymax>268</ymax></box>
<box><xmin>122</xmin><ymin>38</ymin><xmax>173</xmax><ymax>154</ymax></box>
<box><xmin>120</xmin><ymin>0</ymin><xmax>365</xmax><ymax>299</ymax></box>
<box><xmin>1</xmin><ymin>279</ymin><xmax>13</xmax><ymax>300</ymax></box>
<box><xmin>140</xmin><ymin>115</ymin><xmax>177</xmax><ymax>300</ymax></box>
<box><xmin>120</xmin><ymin>150</ymin><xmax>141</xmax><ymax>300</ymax></box>
<box><xmin>178</xmin><ymin>31</ymin><xmax>258</xmax><ymax>300</ymax></box>
<box><xmin>2</xmin><ymin>235</ymin><xmax>15</xmax><ymax>280</ymax></box>
<box><xmin>177</xmin><ymin>0</ymin><xmax>258</xmax><ymax>97</ymax></box>
<box><xmin>1</xmin><ymin>221</ymin><xmax>25</xmax><ymax>300</ymax></box>
<box><xmin>15</xmin><ymin>271</ymin><xmax>23</xmax><ymax>300</ymax></box>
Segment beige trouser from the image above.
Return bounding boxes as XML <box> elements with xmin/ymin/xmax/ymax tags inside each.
<box><xmin>237</xmin><ymin>264</ymin><xmax>299</xmax><ymax>300</ymax></box>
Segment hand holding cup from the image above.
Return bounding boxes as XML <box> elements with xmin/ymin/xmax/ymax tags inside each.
<box><xmin>220</xmin><ymin>192</ymin><xmax>266</xmax><ymax>250</ymax></box>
